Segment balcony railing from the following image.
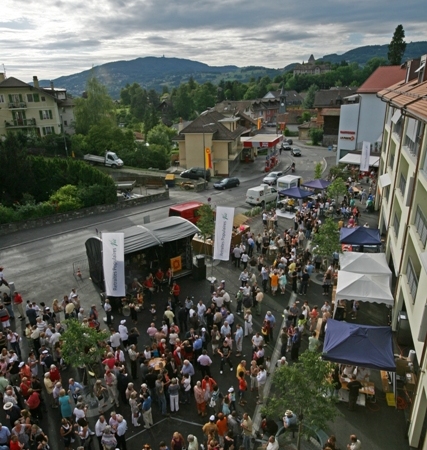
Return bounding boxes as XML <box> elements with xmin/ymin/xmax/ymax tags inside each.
<box><xmin>5</xmin><ymin>118</ymin><xmax>37</xmax><ymax>127</ymax></box>
<box><xmin>8</xmin><ymin>102</ymin><xmax>27</xmax><ymax>109</ymax></box>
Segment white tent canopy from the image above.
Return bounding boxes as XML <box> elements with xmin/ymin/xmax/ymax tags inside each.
<box><xmin>339</xmin><ymin>153</ymin><xmax>379</xmax><ymax>167</ymax></box>
<box><xmin>339</xmin><ymin>253</ymin><xmax>392</xmax><ymax>281</ymax></box>
<box><xmin>335</xmin><ymin>271</ymin><xmax>394</xmax><ymax>306</ymax></box>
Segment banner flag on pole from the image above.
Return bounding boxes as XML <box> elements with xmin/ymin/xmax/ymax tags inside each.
<box><xmin>360</xmin><ymin>141</ymin><xmax>371</xmax><ymax>172</ymax></box>
<box><xmin>213</xmin><ymin>207</ymin><xmax>235</xmax><ymax>261</ymax></box>
<box><xmin>205</xmin><ymin>147</ymin><xmax>212</xmax><ymax>169</ymax></box>
<box><xmin>102</xmin><ymin>233</ymin><xmax>126</xmax><ymax>297</ymax></box>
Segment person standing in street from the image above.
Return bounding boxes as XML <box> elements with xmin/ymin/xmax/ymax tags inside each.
<box><xmin>347</xmin><ymin>434</ymin><xmax>362</xmax><ymax>450</ymax></box>
<box><xmin>256</xmin><ymin>366</ymin><xmax>267</xmax><ymax>404</ymax></box>
<box><xmin>116</xmin><ymin>414</ymin><xmax>128</xmax><ymax>450</ymax></box>
<box><xmin>233</xmin><ymin>246</ymin><xmax>242</xmax><ymax>268</ymax></box>
<box><xmin>347</xmin><ymin>375</ymin><xmax>362</xmax><ymax>411</ymax></box>
<box><xmin>241</xmin><ymin>413</ymin><xmax>253</xmax><ymax>450</ymax></box>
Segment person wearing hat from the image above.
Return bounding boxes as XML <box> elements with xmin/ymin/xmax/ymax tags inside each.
<box><xmin>119</xmin><ymin>320</ymin><xmax>129</xmax><ymax>349</ymax></box>
<box><xmin>202</xmin><ymin>415</ymin><xmax>218</xmax><ymax>442</ymax></box>
<box><xmin>3</xmin><ymin>401</ymin><xmax>21</xmax><ymax>428</ymax></box>
<box><xmin>283</xmin><ymin>410</ymin><xmax>297</xmax><ymax>429</ymax></box>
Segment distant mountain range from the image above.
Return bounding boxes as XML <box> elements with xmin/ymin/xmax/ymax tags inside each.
<box><xmin>41</xmin><ymin>41</ymin><xmax>427</xmax><ymax>98</ymax></box>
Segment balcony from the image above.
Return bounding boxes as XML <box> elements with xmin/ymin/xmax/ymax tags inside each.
<box><xmin>8</xmin><ymin>102</ymin><xmax>27</xmax><ymax>109</ymax></box>
<box><xmin>5</xmin><ymin>118</ymin><xmax>37</xmax><ymax>128</ymax></box>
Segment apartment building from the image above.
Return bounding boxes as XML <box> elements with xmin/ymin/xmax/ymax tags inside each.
<box><xmin>377</xmin><ymin>54</ymin><xmax>427</xmax><ymax>448</ymax></box>
<box><xmin>0</xmin><ymin>74</ymin><xmax>74</xmax><ymax>137</ymax></box>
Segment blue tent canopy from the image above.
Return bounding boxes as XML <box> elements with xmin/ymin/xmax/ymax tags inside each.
<box><xmin>301</xmin><ymin>179</ymin><xmax>331</xmax><ymax>190</ymax></box>
<box><xmin>339</xmin><ymin>227</ymin><xmax>382</xmax><ymax>245</ymax></box>
<box><xmin>322</xmin><ymin>319</ymin><xmax>396</xmax><ymax>371</ymax></box>
<box><xmin>278</xmin><ymin>187</ymin><xmax>313</xmax><ymax>199</ymax></box>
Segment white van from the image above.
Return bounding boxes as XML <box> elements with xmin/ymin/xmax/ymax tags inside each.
<box><xmin>246</xmin><ymin>185</ymin><xmax>278</xmax><ymax>206</ymax></box>
<box><xmin>277</xmin><ymin>175</ymin><xmax>302</xmax><ymax>191</ymax></box>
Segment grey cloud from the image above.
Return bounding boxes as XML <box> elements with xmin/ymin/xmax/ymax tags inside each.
<box><xmin>40</xmin><ymin>39</ymin><xmax>101</xmax><ymax>50</ymax></box>
<box><xmin>0</xmin><ymin>18</ymin><xmax>34</xmax><ymax>30</ymax></box>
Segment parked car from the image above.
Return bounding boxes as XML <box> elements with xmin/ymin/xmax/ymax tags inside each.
<box><xmin>284</xmin><ymin>139</ymin><xmax>293</xmax><ymax>145</ymax></box>
<box><xmin>180</xmin><ymin>167</ymin><xmax>211</xmax><ymax>181</ymax></box>
<box><xmin>262</xmin><ymin>171</ymin><xmax>283</xmax><ymax>186</ymax></box>
<box><xmin>213</xmin><ymin>177</ymin><xmax>240</xmax><ymax>190</ymax></box>
<box><xmin>281</xmin><ymin>144</ymin><xmax>292</xmax><ymax>151</ymax></box>
<box><xmin>291</xmin><ymin>147</ymin><xmax>301</xmax><ymax>157</ymax></box>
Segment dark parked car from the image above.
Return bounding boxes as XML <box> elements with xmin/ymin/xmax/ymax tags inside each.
<box><xmin>291</xmin><ymin>147</ymin><xmax>301</xmax><ymax>157</ymax></box>
<box><xmin>213</xmin><ymin>177</ymin><xmax>240</xmax><ymax>190</ymax></box>
<box><xmin>284</xmin><ymin>138</ymin><xmax>293</xmax><ymax>145</ymax></box>
<box><xmin>180</xmin><ymin>167</ymin><xmax>211</xmax><ymax>181</ymax></box>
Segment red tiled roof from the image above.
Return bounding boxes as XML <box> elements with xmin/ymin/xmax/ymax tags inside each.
<box><xmin>377</xmin><ymin>79</ymin><xmax>418</xmax><ymax>100</ymax></box>
<box><xmin>357</xmin><ymin>66</ymin><xmax>405</xmax><ymax>94</ymax></box>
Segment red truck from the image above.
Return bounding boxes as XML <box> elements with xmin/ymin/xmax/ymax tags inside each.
<box><xmin>168</xmin><ymin>201</ymin><xmax>203</xmax><ymax>224</ymax></box>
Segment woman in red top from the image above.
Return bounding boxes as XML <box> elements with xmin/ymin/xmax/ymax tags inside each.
<box><xmin>238</xmin><ymin>371</ymin><xmax>248</xmax><ymax>405</ymax></box>
<box><xmin>20</xmin><ymin>377</ymin><xmax>32</xmax><ymax>399</ymax></box>
<box><xmin>49</xmin><ymin>364</ymin><xmax>61</xmax><ymax>383</ymax></box>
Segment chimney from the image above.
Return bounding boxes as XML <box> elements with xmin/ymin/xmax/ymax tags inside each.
<box><xmin>33</xmin><ymin>76</ymin><xmax>39</xmax><ymax>88</ymax></box>
<box><xmin>0</xmin><ymin>73</ymin><xmax>5</xmax><ymax>83</ymax></box>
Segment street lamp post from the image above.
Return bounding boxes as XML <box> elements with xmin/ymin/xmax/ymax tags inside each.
<box><xmin>202</xmin><ymin>122</ymin><xmax>215</xmax><ymax>189</ymax></box>
<box><xmin>60</xmin><ymin>114</ymin><xmax>68</xmax><ymax>158</ymax></box>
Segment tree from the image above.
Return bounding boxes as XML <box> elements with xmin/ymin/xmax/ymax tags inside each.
<box><xmin>314</xmin><ymin>162</ymin><xmax>323</xmax><ymax>179</ymax></box>
<box><xmin>327</xmin><ymin>177</ymin><xmax>348</xmax><ymax>203</ymax></box>
<box><xmin>195</xmin><ymin>204</ymin><xmax>215</xmax><ymax>256</ymax></box>
<box><xmin>388</xmin><ymin>25</ymin><xmax>407</xmax><ymax>65</ymax></box>
<box><xmin>311</xmin><ymin>217</ymin><xmax>341</xmax><ymax>259</ymax></box>
<box><xmin>265</xmin><ymin>351</ymin><xmax>338</xmax><ymax>450</ymax></box>
<box><xmin>60</xmin><ymin>319</ymin><xmax>109</xmax><ymax>380</ymax></box>
<box><xmin>74</xmin><ymin>76</ymin><xmax>116</xmax><ymax>135</ymax></box>
<box><xmin>309</xmin><ymin>128</ymin><xmax>324</xmax><ymax>146</ymax></box>
<box><xmin>303</xmin><ymin>84</ymin><xmax>318</xmax><ymax>109</ymax></box>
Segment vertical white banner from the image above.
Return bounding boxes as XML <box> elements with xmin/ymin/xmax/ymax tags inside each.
<box><xmin>102</xmin><ymin>233</ymin><xmax>126</xmax><ymax>297</ymax></box>
<box><xmin>360</xmin><ymin>141</ymin><xmax>371</xmax><ymax>172</ymax></box>
<box><xmin>213</xmin><ymin>206</ymin><xmax>235</xmax><ymax>261</ymax></box>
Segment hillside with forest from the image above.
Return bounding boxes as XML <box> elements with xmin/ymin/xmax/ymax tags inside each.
<box><xmin>38</xmin><ymin>41</ymin><xmax>427</xmax><ymax>98</ymax></box>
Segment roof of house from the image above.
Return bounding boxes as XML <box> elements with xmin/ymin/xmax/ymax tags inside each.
<box><xmin>0</xmin><ymin>76</ymin><xmax>30</xmax><ymax>88</ymax></box>
<box><xmin>175</xmin><ymin>111</ymin><xmax>248</xmax><ymax>141</ymax></box>
<box><xmin>357</xmin><ymin>66</ymin><xmax>406</xmax><ymax>94</ymax></box>
<box><xmin>378</xmin><ymin>79</ymin><xmax>427</xmax><ymax>121</ymax></box>
<box><xmin>314</xmin><ymin>88</ymin><xmax>358</xmax><ymax>107</ymax></box>
<box><xmin>213</xmin><ymin>100</ymin><xmax>253</xmax><ymax>114</ymax></box>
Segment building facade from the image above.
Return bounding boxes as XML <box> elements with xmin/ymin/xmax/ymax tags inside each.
<box><xmin>293</xmin><ymin>54</ymin><xmax>331</xmax><ymax>76</ymax></box>
<box><xmin>377</xmin><ymin>54</ymin><xmax>427</xmax><ymax>448</ymax></box>
<box><xmin>173</xmin><ymin>111</ymin><xmax>249</xmax><ymax>176</ymax></box>
<box><xmin>336</xmin><ymin>66</ymin><xmax>405</xmax><ymax>164</ymax></box>
<box><xmin>0</xmin><ymin>74</ymin><xmax>74</xmax><ymax>138</ymax></box>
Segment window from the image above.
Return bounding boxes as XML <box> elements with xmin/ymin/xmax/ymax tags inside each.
<box><xmin>393</xmin><ymin>116</ymin><xmax>403</xmax><ymax>137</ymax></box>
<box><xmin>26</xmin><ymin>93</ymin><xmax>40</xmax><ymax>103</ymax></box>
<box><xmin>63</xmin><ymin>120</ymin><xmax>68</xmax><ymax>126</ymax></box>
<box><xmin>393</xmin><ymin>212</ymin><xmax>401</xmax><ymax>238</ymax></box>
<box><xmin>404</xmin><ymin>119</ymin><xmax>423</xmax><ymax>157</ymax></box>
<box><xmin>42</xmin><ymin>126</ymin><xmax>54</xmax><ymax>135</ymax></box>
<box><xmin>41</xmin><ymin>96</ymin><xmax>45</xmax><ymax>101</ymax></box>
<box><xmin>389</xmin><ymin>153</ymin><xmax>395</xmax><ymax>170</ymax></box>
<box><xmin>406</xmin><ymin>257</ymin><xmax>419</xmax><ymax>302</ymax></box>
<box><xmin>0</xmin><ymin>94</ymin><xmax>4</xmax><ymax>103</ymax></box>
<box><xmin>399</xmin><ymin>173</ymin><xmax>407</xmax><ymax>196</ymax></box>
<box><xmin>383</xmin><ymin>186</ymin><xmax>390</xmax><ymax>202</ymax></box>
<box><xmin>414</xmin><ymin>206</ymin><xmax>427</xmax><ymax>248</ymax></box>
<box><xmin>39</xmin><ymin>110</ymin><xmax>52</xmax><ymax>120</ymax></box>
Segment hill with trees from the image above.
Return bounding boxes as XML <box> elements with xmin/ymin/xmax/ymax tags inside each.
<box><xmin>39</xmin><ymin>41</ymin><xmax>426</xmax><ymax>98</ymax></box>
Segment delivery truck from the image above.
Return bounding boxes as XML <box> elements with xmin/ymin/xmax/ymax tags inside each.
<box><xmin>84</xmin><ymin>151</ymin><xmax>124</xmax><ymax>168</ymax></box>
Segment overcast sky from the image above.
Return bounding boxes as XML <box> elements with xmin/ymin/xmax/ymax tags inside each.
<box><xmin>1</xmin><ymin>0</ymin><xmax>425</xmax><ymax>83</ymax></box>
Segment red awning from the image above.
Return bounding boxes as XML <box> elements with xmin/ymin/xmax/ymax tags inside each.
<box><xmin>243</xmin><ymin>134</ymin><xmax>282</xmax><ymax>148</ymax></box>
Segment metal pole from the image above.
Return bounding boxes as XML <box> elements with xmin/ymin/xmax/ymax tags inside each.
<box><xmin>60</xmin><ymin>114</ymin><xmax>68</xmax><ymax>158</ymax></box>
<box><xmin>203</xmin><ymin>130</ymin><xmax>206</xmax><ymax>190</ymax></box>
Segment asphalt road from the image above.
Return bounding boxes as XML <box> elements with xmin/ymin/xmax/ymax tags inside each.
<box><xmin>0</xmin><ymin>142</ymin><xmax>337</xmax><ymax>450</ymax></box>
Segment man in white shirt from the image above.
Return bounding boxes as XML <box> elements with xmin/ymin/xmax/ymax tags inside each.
<box><xmin>197</xmin><ymin>301</ymin><xmax>206</xmax><ymax>325</ymax></box>
<box><xmin>95</xmin><ymin>415</ymin><xmax>107</xmax><ymax>447</ymax></box>
<box><xmin>264</xmin><ymin>436</ymin><xmax>279</xmax><ymax>450</ymax></box>
<box><xmin>347</xmin><ymin>434</ymin><xmax>362</xmax><ymax>450</ymax></box>
<box><xmin>256</xmin><ymin>366</ymin><xmax>267</xmax><ymax>404</ymax></box>
<box><xmin>109</xmin><ymin>330</ymin><xmax>121</xmax><ymax>350</ymax></box>
<box><xmin>251</xmin><ymin>332</ymin><xmax>264</xmax><ymax>350</ymax></box>
<box><xmin>116</xmin><ymin>415</ymin><xmax>128</xmax><ymax>449</ymax></box>
<box><xmin>197</xmin><ymin>350</ymin><xmax>213</xmax><ymax>378</ymax></box>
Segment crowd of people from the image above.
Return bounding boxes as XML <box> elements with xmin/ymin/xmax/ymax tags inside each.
<box><xmin>0</xmin><ymin>177</ymin><xmax>371</xmax><ymax>450</ymax></box>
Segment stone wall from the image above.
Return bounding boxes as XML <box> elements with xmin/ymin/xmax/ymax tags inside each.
<box><xmin>0</xmin><ymin>191</ymin><xmax>169</xmax><ymax>236</ymax></box>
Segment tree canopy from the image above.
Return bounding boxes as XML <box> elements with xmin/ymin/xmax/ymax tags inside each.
<box><xmin>74</xmin><ymin>76</ymin><xmax>116</xmax><ymax>135</ymax></box>
<box><xmin>312</xmin><ymin>217</ymin><xmax>341</xmax><ymax>259</ymax></box>
<box><xmin>265</xmin><ymin>351</ymin><xmax>338</xmax><ymax>449</ymax></box>
<box><xmin>388</xmin><ymin>25</ymin><xmax>407</xmax><ymax>65</ymax></box>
